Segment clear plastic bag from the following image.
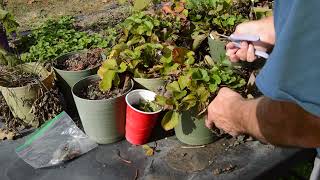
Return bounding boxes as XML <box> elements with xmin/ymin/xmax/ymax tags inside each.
<box><xmin>16</xmin><ymin>111</ymin><xmax>98</xmax><ymax>169</ymax></box>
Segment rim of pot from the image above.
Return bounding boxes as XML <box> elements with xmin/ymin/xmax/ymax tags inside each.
<box><xmin>53</xmin><ymin>50</ymin><xmax>102</xmax><ymax>73</ymax></box>
<box><xmin>1</xmin><ymin>65</ymin><xmax>53</xmax><ymax>90</ymax></box>
<box><xmin>72</xmin><ymin>75</ymin><xmax>134</xmax><ymax>102</ymax></box>
<box><xmin>125</xmin><ymin>89</ymin><xmax>163</xmax><ymax>115</ymax></box>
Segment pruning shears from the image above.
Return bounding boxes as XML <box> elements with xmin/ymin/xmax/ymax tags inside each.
<box><xmin>210</xmin><ymin>33</ymin><xmax>270</xmax><ymax>59</ymax></box>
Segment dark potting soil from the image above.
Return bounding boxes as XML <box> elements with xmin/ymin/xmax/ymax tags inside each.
<box><xmin>55</xmin><ymin>48</ymin><xmax>104</xmax><ymax>71</ymax></box>
<box><xmin>79</xmin><ymin>76</ymin><xmax>131</xmax><ymax>100</ymax></box>
<box><xmin>0</xmin><ymin>66</ymin><xmax>40</xmax><ymax>87</ymax></box>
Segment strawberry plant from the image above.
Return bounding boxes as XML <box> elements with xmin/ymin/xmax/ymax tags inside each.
<box><xmin>185</xmin><ymin>0</ymin><xmax>250</xmax><ymax>34</ymax></box>
<box><xmin>155</xmin><ymin>56</ymin><xmax>246</xmax><ymax>131</ymax></box>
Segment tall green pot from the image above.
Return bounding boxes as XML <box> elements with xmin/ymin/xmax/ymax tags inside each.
<box><xmin>0</xmin><ymin>63</ymin><xmax>54</xmax><ymax>127</ymax></box>
<box><xmin>133</xmin><ymin>78</ymin><xmax>165</xmax><ymax>92</ymax></box>
<box><xmin>174</xmin><ymin>109</ymin><xmax>217</xmax><ymax>145</ymax></box>
<box><xmin>72</xmin><ymin>75</ymin><xmax>134</xmax><ymax>144</ymax></box>
<box><xmin>53</xmin><ymin>51</ymin><xmax>100</xmax><ymax>114</ymax></box>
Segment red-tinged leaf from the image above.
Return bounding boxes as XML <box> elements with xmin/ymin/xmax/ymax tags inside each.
<box><xmin>172</xmin><ymin>47</ymin><xmax>189</xmax><ymax>64</ymax></box>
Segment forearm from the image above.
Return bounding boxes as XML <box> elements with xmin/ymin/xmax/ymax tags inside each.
<box><xmin>238</xmin><ymin>96</ymin><xmax>320</xmax><ymax>148</ymax></box>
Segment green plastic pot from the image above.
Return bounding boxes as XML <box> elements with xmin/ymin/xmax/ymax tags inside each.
<box><xmin>72</xmin><ymin>75</ymin><xmax>134</xmax><ymax>144</ymax></box>
<box><xmin>174</xmin><ymin>109</ymin><xmax>217</xmax><ymax>145</ymax></box>
<box><xmin>133</xmin><ymin>78</ymin><xmax>165</xmax><ymax>92</ymax></box>
<box><xmin>53</xmin><ymin>51</ymin><xmax>100</xmax><ymax>114</ymax></box>
<box><xmin>53</xmin><ymin>51</ymin><xmax>100</xmax><ymax>87</ymax></box>
<box><xmin>0</xmin><ymin>63</ymin><xmax>54</xmax><ymax>127</ymax></box>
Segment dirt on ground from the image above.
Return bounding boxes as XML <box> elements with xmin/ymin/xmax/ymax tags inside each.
<box><xmin>6</xmin><ymin>0</ymin><xmax>131</xmax><ymax>31</ymax></box>
<box><xmin>55</xmin><ymin>48</ymin><xmax>104</xmax><ymax>71</ymax></box>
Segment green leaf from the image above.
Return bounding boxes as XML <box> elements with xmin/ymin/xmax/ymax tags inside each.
<box><xmin>191</xmin><ymin>68</ymin><xmax>202</xmax><ymax>80</ymax></box>
<box><xmin>155</xmin><ymin>95</ymin><xmax>167</xmax><ymax>106</ymax></box>
<box><xmin>200</xmin><ymin>69</ymin><xmax>210</xmax><ymax>82</ymax></box>
<box><xmin>197</xmin><ymin>86</ymin><xmax>210</xmax><ymax>103</ymax></box>
<box><xmin>204</xmin><ymin>55</ymin><xmax>215</xmax><ymax>66</ymax></box>
<box><xmin>104</xmin><ymin>58</ymin><xmax>118</xmax><ymax>70</ymax></box>
<box><xmin>178</xmin><ymin>75</ymin><xmax>190</xmax><ymax>90</ymax></box>
<box><xmin>142</xmin><ymin>145</ymin><xmax>154</xmax><ymax>156</ymax></box>
<box><xmin>161</xmin><ymin>111</ymin><xmax>180</xmax><ymax>131</ymax></box>
<box><xmin>192</xmin><ymin>34</ymin><xmax>207</xmax><ymax>50</ymax></box>
<box><xmin>185</xmin><ymin>51</ymin><xmax>195</xmax><ymax>65</ymax></box>
<box><xmin>209</xmin><ymin>84</ymin><xmax>218</xmax><ymax>93</ymax></box>
<box><xmin>166</xmin><ymin>81</ymin><xmax>181</xmax><ymax>92</ymax></box>
<box><xmin>211</xmin><ymin>74</ymin><xmax>221</xmax><ymax>84</ymax></box>
<box><xmin>180</xmin><ymin>94</ymin><xmax>197</xmax><ymax>110</ymax></box>
<box><xmin>99</xmin><ymin>70</ymin><xmax>116</xmax><ymax>91</ymax></box>
<box><xmin>118</xmin><ymin>62</ymin><xmax>127</xmax><ymax>73</ymax></box>
<box><xmin>174</xmin><ymin>90</ymin><xmax>188</xmax><ymax>100</ymax></box>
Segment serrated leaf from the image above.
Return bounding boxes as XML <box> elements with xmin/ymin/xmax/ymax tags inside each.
<box><xmin>209</xmin><ymin>84</ymin><xmax>218</xmax><ymax>93</ymax></box>
<box><xmin>155</xmin><ymin>95</ymin><xmax>167</xmax><ymax>106</ymax></box>
<box><xmin>200</xmin><ymin>69</ymin><xmax>210</xmax><ymax>82</ymax></box>
<box><xmin>161</xmin><ymin>111</ymin><xmax>180</xmax><ymax>131</ymax></box>
<box><xmin>172</xmin><ymin>47</ymin><xmax>189</xmax><ymax>64</ymax></box>
<box><xmin>197</xmin><ymin>86</ymin><xmax>210</xmax><ymax>103</ymax></box>
<box><xmin>180</xmin><ymin>94</ymin><xmax>197</xmax><ymax>110</ymax></box>
<box><xmin>178</xmin><ymin>75</ymin><xmax>189</xmax><ymax>90</ymax></box>
<box><xmin>166</xmin><ymin>81</ymin><xmax>181</xmax><ymax>92</ymax></box>
<box><xmin>211</xmin><ymin>74</ymin><xmax>221</xmax><ymax>84</ymax></box>
<box><xmin>173</xmin><ymin>90</ymin><xmax>187</xmax><ymax>100</ymax></box>
<box><xmin>191</xmin><ymin>68</ymin><xmax>202</xmax><ymax>80</ymax></box>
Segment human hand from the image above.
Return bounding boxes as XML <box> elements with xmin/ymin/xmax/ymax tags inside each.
<box><xmin>226</xmin><ymin>17</ymin><xmax>275</xmax><ymax>62</ymax></box>
<box><xmin>205</xmin><ymin>88</ymin><xmax>246</xmax><ymax>137</ymax></box>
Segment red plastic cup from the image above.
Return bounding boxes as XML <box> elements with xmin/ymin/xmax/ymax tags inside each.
<box><xmin>125</xmin><ymin>89</ymin><xmax>162</xmax><ymax>145</ymax></box>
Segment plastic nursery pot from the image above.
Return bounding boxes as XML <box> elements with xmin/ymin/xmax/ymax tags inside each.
<box><xmin>1</xmin><ymin>63</ymin><xmax>54</xmax><ymax>127</ymax></box>
<box><xmin>72</xmin><ymin>75</ymin><xmax>133</xmax><ymax>144</ymax></box>
<box><xmin>53</xmin><ymin>50</ymin><xmax>100</xmax><ymax>115</ymax></box>
<box><xmin>125</xmin><ymin>89</ymin><xmax>162</xmax><ymax>145</ymax></box>
<box><xmin>174</xmin><ymin>108</ymin><xmax>218</xmax><ymax>146</ymax></box>
<box><xmin>133</xmin><ymin>78</ymin><xmax>166</xmax><ymax>92</ymax></box>
<box><xmin>53</xmin><ymin>50</ymin><xmax>100</xmax><ymax>87</ymax></box>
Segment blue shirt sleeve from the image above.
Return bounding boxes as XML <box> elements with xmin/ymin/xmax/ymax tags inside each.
<box><xmin>256</xmin><ymin>0</ymin><xmax>320</xmax><ymax>117</ymax></box>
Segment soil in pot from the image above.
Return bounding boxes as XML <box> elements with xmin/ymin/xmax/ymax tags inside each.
<box><xmin>54</xmin><ymin>48</ymin><xmax>104</xmax><ymax>71</ymax></box>
<box><xmin>79</xmin><ymin>75</ymin><xmax>132</xmax><ymax>100</ymax></box>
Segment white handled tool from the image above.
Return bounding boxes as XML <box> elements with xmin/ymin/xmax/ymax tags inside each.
<box><xmin>210</xmin><ymin>33</ymin><xmax>270</xmax><ymax>59</ymax></box>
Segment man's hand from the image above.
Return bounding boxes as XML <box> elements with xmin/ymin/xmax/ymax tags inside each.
<box><xmin>205</xmin><ymin>88</ymin><xmax>246</xmax><ymax>137</ymax></box>
<box><xmin>226</xmin><ymin>16</ymin><xmax>275</xmax><ymax>62</ymax></box>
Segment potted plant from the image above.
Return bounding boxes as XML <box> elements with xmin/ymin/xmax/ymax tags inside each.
<box><xmin>0</xmin><ymin>63</ymin><xmax>54</xmax><ymax>127</ymax></box>
<box><xmin>53</xmin><ymin>49</ymin><xmax>106</xmax><ymax>87</ymax></box>
<box><xmin>155</xmin><ymin>56</ymin><xmax>247</xmax><ymax>145</ymax></box>
<box><xmin>53</xmin><ymin>48</ymin><xmax>106</xmax><ymax>113</ymax></box>
<box><xmin>125</xmin><ymin>89</ymin><xmax>162</xmax><ymax>145</ymax></box>
<box><xmin>72</xmin><ymin>59</ymin><xmax>134</xmax><ymax>144</ymax></box>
